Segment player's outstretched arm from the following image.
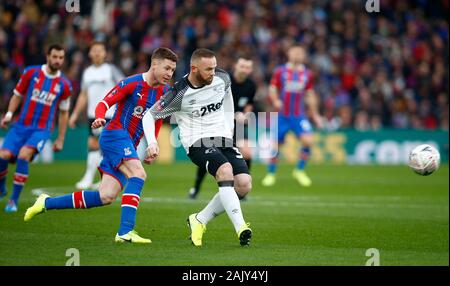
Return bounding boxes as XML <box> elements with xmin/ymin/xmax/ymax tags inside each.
<box><xmin>142</xmin><ymin>111</ymin><xmax>159</xmax><ymax>164</ymax></box>
<box><xmin>1</xmin><ymin>94</ymin><xmax>22</xmax><ymax>128</ymax></box>
<box><xmin>268</xmin><ymin>84</ymin><xmax>282</xmax><ymax>111</ymax></box>
<box><xmin>305</xmin><ymin>89</ymin><xmax>323</xmax><ymax>129</ymax></box>
<box><xmin>53</xmin><ymin>109</ymin><xmax>69</xmax><ymax>152</ymax></box>
<box><xmin>54</xmin><ymin>85</ymin><xmax>72</xmax><ymax>151</ymax></box>
<box><xmin>269</xmin><ymin>67</ymin><xmax>283</xmax><ymax>111</ymax></box>
<box><xmin>2</xmin><ymin>66</ymin><xmax>34</xmax><ymax>128</ymax></box>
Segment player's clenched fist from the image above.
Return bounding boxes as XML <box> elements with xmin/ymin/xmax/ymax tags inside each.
<box><xmin>53</xmin><ymin>138</ymin><xmax>64</xmax><ymax>152</ymax></box>
<box><xmin>1</xmin><ymin>112</ymin><xmax>13</xmax><ymax>129</ymax></box>
<box><xmin>0</xmin><ymin>117</ymin><xmax>10</xmax><ymax>129</ymax></box>
<box><xmin>91</xmin><ymin>118</ymin><xmax>106</xmax><ymax>129</ymax></box>
<box><xmin>144</xmin><ymin>143</ymin><xmax>159</xmax><ymax>164</ymax></box>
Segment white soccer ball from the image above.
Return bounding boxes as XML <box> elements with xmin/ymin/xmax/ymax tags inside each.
<box><xmin>408</xmin><ymin>144</ymin><xmax>440</xmax><ymax>176</ymax></box>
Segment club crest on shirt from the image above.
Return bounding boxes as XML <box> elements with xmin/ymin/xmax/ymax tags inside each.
<box><xmin>53</xmin><ymin>83</ymin><xmax>61</xmax><ymax>94</ymax></box>
<box><xmin>133</xmin><ymin>106</ymin><xmax>144</xmax><ymax>118</ymax></box>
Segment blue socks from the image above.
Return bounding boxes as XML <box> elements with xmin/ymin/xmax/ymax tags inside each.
<box><xmin>118</xmin><ymin>177</ymin><xmax>144</xmax><ymax>235</ymax></box>
<box><xmin>10</xmin><ymin>159</ymin><xmax>29</xmax><ymax>204</ymax></box>
<box><xmin>268</xmin><ymin>156</ymin><xmax>278</xmax><ymax>174</ymax></box>
<box><xmin>45</xmin><ymin>190</ymin><xmax>103</xmax><ymax>210</ymax></box>
<box><xmin>267</xmin><ymin>147</ymin><xmax>311</xmax><ymax>174</ymax></box>
<box><xmin>296</xmin><ymin>147</ymin><xmax>311</xmax><ymax>170</ymax></box>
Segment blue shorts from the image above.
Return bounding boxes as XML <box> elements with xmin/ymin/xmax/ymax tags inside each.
<box><xmin>274</xmin><ymin>116</ymin><xmax>313</xmax><ymax>143</ymax></box>
<box><xmin>98</xmin><ymin>129</ymin><xmax>139</xmax><ymax>189</ymax></box>
<box><xmin>1</xmin><ymin>123</ymin><xmax>51</xmax><ymax>162</ymax></box>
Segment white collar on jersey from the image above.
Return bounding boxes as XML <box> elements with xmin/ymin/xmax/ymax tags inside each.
<box><xmin>41</xmin><ymin>64</ymin><xmax>61</xmax><ymax>78</ymax></box>
<box><xmin>142</xmin><ymin>73</ymin><xmax>148</xmax><ymax>84</ymax></box>
<box><xmin>285</xmin><ymin>63</ymin><xmax>306</xmax><ymax>71</ymax></box>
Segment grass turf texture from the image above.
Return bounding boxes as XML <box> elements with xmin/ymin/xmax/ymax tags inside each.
<box><xmin>0</xmin><ymin>162</ymin><xmax>448</xmax><ymax>266</ymax></box>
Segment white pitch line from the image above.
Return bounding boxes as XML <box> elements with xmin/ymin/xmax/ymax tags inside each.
<box><xmin>139</xmin><ymin>196</ymin><xmax>447</xmax><ymax>210</ymax></box>
<box><xmin>30</xmin><ymin>187</ymin><xmax>448</xmax><ymax>210</ymax></box>
<box><xmin>31</xmin><ymin>187</ymin><xmax>73</xmax><ymax>197</ymax></box>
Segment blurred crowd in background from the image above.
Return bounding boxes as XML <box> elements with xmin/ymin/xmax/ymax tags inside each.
<box><xmin>0</xmin><ymin>0</ymin><xmax>448</xmax><ymax>131</ymax></box>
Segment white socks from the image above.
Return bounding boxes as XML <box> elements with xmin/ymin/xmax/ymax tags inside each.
<box><xmin>197</xmin><ymin>193</ymin><xmax>225</xmax><ymax>224</ymax></box>
<box><xmin>218</xmin><ymin>184</ymin><xmax>246</xmax><ymax>232</ymax></box>
<box><xmin>196</xmin><ymin>181</ymin><xmax>246</xmax><ymax>232</ymax></box>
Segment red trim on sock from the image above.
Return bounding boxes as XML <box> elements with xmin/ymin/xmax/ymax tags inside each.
<box><xmin>13</xmin><ymin>173</ymin><xmax>28</xmax><ymax>185</ymax></box>
<box><xmin>73</xmin><ymin>191</ymin><xmax>86</xmax><ymax>209</ymax></box>
<box><xmin>299</xmin><ymin>153</ymin><xmax>310</xmax><ymax>160</ymax></box>
<box><xmin>0</xmin><ymin>169</ymin><xmax>8</xmax><ymax>179</ymax></box>
<box><xmin>121</xmin><ymin>194</ymin><xmax>140</xmax><ymax>208</ymax></box>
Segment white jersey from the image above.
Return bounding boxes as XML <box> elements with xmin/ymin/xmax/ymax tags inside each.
<box><xmin>149</xmin><ymin>68</ymin><xmax>235</xmax><ymax>153</ymax></box>
<box><xmin>81</xmin><ymin>63</ymin><xmax>124</xmax><ymax>119</ymax></box>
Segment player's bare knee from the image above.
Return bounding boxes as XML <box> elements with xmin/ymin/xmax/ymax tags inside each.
<box><xmin>301</xmin><ymin>135</ymin><xmax>313</xmax><ymax>147</ymax></box>
<box><xmin>99</xmin><ymin>192</ymin><xmax>117</xmax><ymax>205</ymax></box>
<box><xmin>235</xmin><ymin>175</ymin><xmax>252</xmax><ymax>195</ymax></box>
<box><xmin>131</xmin><ymin>168</ymin><xmax>147</xmax><ymax>180</ymax></box>
<box><xmin>215</xmin><ymin>163</ymin><xmax>233</xmax><ymax>181</ymax></box>
<box><xmin>17</xmin><ymin>150</ymin><xmax>33</xmax><ymax>161</ymax></box>
<box><xmin>0</xmin><ymin>150</ymin><xmax>12</xmax><ymax>160</ymax></box>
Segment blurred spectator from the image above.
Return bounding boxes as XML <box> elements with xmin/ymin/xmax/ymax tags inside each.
<box><xmin>0</xmin><ymin>0</ymin><xmax>448</xmax><ymax>130</ymax></box>
<box><xmin>370</xmin><ymin>115</ymin><xmax>382</xmax><ymax>131</ymax></box>
<box><xmin>354</xmin><ymin>110</ymin><xmax>370</xmax><ymax>131</ymax></box>
<box><xmin>337</xmin><ymin>105</ymin><xmax>353</xmax><ymax>129</ymax></box>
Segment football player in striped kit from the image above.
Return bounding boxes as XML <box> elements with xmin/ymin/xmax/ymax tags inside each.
<box><xmin>24</xmin><ymin>47</ymin><xmax>177</xmax><ymax>244</ymax></box>
<box><xmin>262</xmin><ymin>44</ymin><xmax>322</xmax><ymax>188</ymax></box>
<box><xmin>0</xmin><ymin>44</ymin><xmax>72</xmax><ymax>213</ymax></box>
<box><xmin>143</xmin><ymin>49</ymin><xmax>252</xmax><ymax>247</ymax></box>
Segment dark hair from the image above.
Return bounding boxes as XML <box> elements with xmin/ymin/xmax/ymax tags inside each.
<box><xmin>89</xmin><ymin>41</ymin><xmax>106</xmax><ymax>51</ymax></box>
<box><xmin>191</xmin><ymin>48</ymin><xmax>215</xmax><ymax>62</ymax></box>
<box><xmin>47</xmin><ymin>44</ymin><xmax>65</xmax><ymax>55</ymax></box>
<box><xmin>289</xmin><ymin>44</ymin><xmax>306</xmax><ymax>51</ymax></box>
<box><xmin>235</xmin><ymin>55</ymin><xmax>253</xmax><ymax>62</ymax></box>
<box><xmin>151</xmin><ymin>47</ymin><xmax>178</xmax><ymax>62</ymax></box>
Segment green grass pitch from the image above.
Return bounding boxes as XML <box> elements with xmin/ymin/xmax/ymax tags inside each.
<box><xmin>0</xmin><ymin>162</ymin><xmax>448</xmax><ymax>266</ymax></box>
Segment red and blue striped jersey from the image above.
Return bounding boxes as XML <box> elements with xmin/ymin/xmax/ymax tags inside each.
<box><xmin>270</xmin><ymin>64</ymin><xmax>314</xmax><ymax>117</ymax></box>
<box><xmin>14</xmin><ymin>65</ymin><xmax>72</xmax><ymax>131</ymax></box>
<box><xmin>102</xmin><ymin>74</ymin><xmax>169</xmax><ymax>147</ymax></box>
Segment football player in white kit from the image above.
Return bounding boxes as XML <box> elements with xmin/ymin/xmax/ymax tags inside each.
<box><xmin>143</xmin><ymin>48</ymin><xmax>252</xmax><ymax>246</ymax></box>
<box><xmin>69</xmin><ymin>42</ymin><xmax>124</xmax><ymax>189</ymax></box>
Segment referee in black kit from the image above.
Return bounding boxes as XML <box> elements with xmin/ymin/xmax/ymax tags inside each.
<box><xmin>188</xmin><ymin>57</ymin><xmax>257</xmax><ymax>199</ymax></box>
